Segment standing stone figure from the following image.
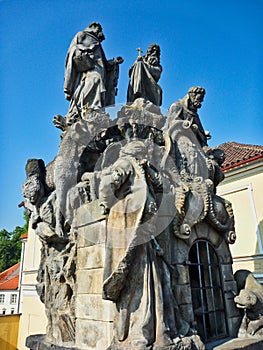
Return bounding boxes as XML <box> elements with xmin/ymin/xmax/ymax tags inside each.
<box><xmin>127</xmin><ymin>44</ymin><xmax>162</xmax><ymax>106</ymax></box>
<box><xmin>99</xmin><ymin>141</ymin><xmax>190</xmax><ymax>349</ymax></box>
<box><xmin>63</xmin><ymin>22</ymin><xmax>123</xmax><ymax>125</ymax></box>
<box><xmin>165</xmin><ymin>86</ymin><xmax>209</xmax><ymax>149</ymax></box>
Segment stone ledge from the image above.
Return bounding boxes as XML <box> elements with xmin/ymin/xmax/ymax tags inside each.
<box><xmin>26</xmin><ymin>334</ymin><xmax>79</xmax><ymax>350</ymax></box>
<box><xmin>213</xmin><ymin>337</ymin><xmax>263</xmax><ymax>350</ymax></box>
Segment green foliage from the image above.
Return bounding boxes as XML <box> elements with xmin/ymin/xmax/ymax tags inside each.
<box><xmin>0</xmin><ymin>212</ymin><xmax>28</xmax><ymax>273</ymax></box>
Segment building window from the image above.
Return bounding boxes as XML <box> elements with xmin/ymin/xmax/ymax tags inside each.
<box><xmin>189</xmin><ymin>240</ymin><xmax>228</xmax><ymax>343</ymax></box>
<box><xmin>11</xmin><ymin>308</ymin><xmax>14</xmax><ymax>314</ymax></box>
<box><xmin>0</xmin><ymin>294</ymin><xmax>5</xmax><ymax>303</ymax></box>
<box><xmin>2</xmin><ymin>308</ymin><xmax>6</xmax><ymax>315</ymax></box>
<box><xmin>10</xmin><ymin>294</ymin><xmax>17</xmax><ymax>304</ymax></box>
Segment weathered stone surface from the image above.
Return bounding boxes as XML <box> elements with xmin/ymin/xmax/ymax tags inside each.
<box><xmin>221</xmin><ymin>264</ymin><xmax>236</xmax><ymax>282</ymax></box>
<box><xmin>179</xmin><ymin>304</ymin><xmax>195</xmax><ymax>324</ymax></box>
<box><xmin>214</xmin><ymin>338</ymin><xmax>263</xmax><ymax>350</ymax></box>
<box><xmin>224</xmin><ymin>294</ymin><xmax>241</xmax><ymax>318</ymax></box>
<box><xmin>75</xmin><ymin>319</ymin><xmax>113</xmax><ymax>350</ymax></box>
<box><xmin>222</xmin><ymin>280</ymin><xmax>240</xmax><ymax>319</ymax></box>
<box><xmin>195</xmin><ymin>221</ymin><xmax>209</xmax><ymax>239</ymax></box>
<box><xmin>76</xmin><ymin>200</ymin><xmax>105</xmax><ymax>227</ymax></box>
<box><xmin>77</xmin><ymin>220</ymin><xmax>106</xmax><ymax>248</ymax></box>
<box><xmin>217</xmin><ymin>240</ymin><xmax>233</xmax><ymax>264</ymax></box>
<box><xmin>176</xmin><ymin>264</ymin><xmax>190</xmax><ymax>285</ymax></box>
<box><xmin>176</xmin><ymin>284</ymin><xmax>192</xmax><ymax>305</ymax></box>
<box><xmin>76</xmin><ymin>294</ymin><xmax>113</xmax><ymax>322</ymax></box>
<box><xmin>77</xmin><ymin>245</ymin><xmax>105</xmax><ymax>269</ymax></box>
<box><xmin>26</xmin><ymin>334</ymin><xmax>78</xmax><ymax>349</ymax></box>
<box><xmin>77</xmin><ymin>268</ymin><xmax>104</xmax><ymax>294</ymax></box>
<box><xmin>207</xmin><ymin>227</ymin><xmax>224</xmax><ymax>248</ymax></box>
<box><xmin>227</xmin><ymin>316</ymin><xmax>242</xmax><ymax>338</ymax></box>
<box><xmin>172</xmin><ymin>238</ymin><xmax>189</xmax><ymax>264</ymax></box>
<box><xmin>223</xmin><ymin>280</ymin><xmax>238</xmax><ymax>296</ymax></box>
<box><xmin>186</xmin><ymin>225</ymin><xmax>198</xmax><ymax>246</ymax></box>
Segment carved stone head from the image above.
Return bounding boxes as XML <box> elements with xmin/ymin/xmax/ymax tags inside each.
<box><xmin>88</xmin><ymin>22</ymin><xmax>105</xmax><ymax>42</ymax></box>
<box><xmin>187</xmin><ymin>86</ymin><xmax>206</xmax><ymax>110</ymax></box>
<box><xmin>22</xmin><ymin>174</ymin><xmax>44</xmax><ymax>205</ymax></box>
<box><xmin>144</xmin><ymin>44</ymin><xmax>160</xmax><ymax>65</ymax></box>
<box><xmin>22</xmin><ymin>158</ymin><xmax>46</xmax><ymax>205</ymax></box>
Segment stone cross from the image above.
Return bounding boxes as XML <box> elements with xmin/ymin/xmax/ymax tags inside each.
<box><xmin>136</xmin><ymin>47</ymin><xmax>143</xmax><ymax>57</ymax></box>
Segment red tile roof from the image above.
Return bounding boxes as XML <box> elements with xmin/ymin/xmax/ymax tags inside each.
<box><xmin>0</xmin><ymin>262</ymin><xmax>20</xmax><ymax>290</ymax></box>
<box><xmin>0</xmin><ymin>275</ymin><xmax>19</xmax><ymax>290</ymax></box>
<box><xmin>216</xmin><ymin>142</ymin><xmax>263</xmax><ymax>170</ymax></box>
<box><xmin>20</xmin><ymin>232</ymin><xmax>28</xmax><ymax>239</ymax></box>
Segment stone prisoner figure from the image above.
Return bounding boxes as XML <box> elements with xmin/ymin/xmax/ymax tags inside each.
<box><xmin>165</xmin><ymin>86</ymin><xmax>210</xmax><ymax>149</ymax></box>
<box><xmin>127</xmin><ymin>44</ymin><xmax>162</xmax><ymax>106</ymax></box>
<box><xmin>54</xmin><ymin>22</ymin><xmax>123</xmax><ymax>130</ymax></box>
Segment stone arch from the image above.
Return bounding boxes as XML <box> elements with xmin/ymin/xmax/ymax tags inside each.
<box><xmin>172</xmin><ymin>221</ymin><xmax>240</xmax><ymax>344</ymax></box>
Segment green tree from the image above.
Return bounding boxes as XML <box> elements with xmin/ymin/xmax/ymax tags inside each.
<box><xmin>0</xmin><ymin>212</ymin><xmax>28</xmax><ymax>273</ymax></box>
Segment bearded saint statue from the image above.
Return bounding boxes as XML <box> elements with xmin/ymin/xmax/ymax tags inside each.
<box><xmin>127</xmin><ymin>44</ymin><xmax>162</xmax><ymax>106</ymax></box>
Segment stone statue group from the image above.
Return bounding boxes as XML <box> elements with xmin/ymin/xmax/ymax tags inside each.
<box><xmin>53</xmin><ymin>22</ymin><xmax>162</xmax><ymax>132</ymax></box>
<box><xmin>22</xmin><ymin>22</ymin><xmax>263</xmax><ymax>350</ymax></box>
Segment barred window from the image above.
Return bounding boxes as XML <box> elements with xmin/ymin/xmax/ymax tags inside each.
<box><xmin>189</xmin><ymin>240</ymin><xmax>228</xmax><ymax>343</ymax></box>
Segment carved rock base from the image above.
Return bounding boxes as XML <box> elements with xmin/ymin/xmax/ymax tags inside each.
<box><xmin>26</xmin><ymin>334</ymin><xmax>78</xmax><ymax>350</ymax></box>
<box><xmin>26</xmin><ymin>334</ymin><xmax>205</xmax><ymax>350</ymax></box>
<box><xmin>213</xmin><ymin>337</ymin><xmax>263</xmax><ymax>350</ymax></box>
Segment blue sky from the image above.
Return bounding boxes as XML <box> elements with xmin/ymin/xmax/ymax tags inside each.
<box><xmin>0</xmin><ymin>0</ymin><xmax>262</xmax><ymax>231</ymax></box>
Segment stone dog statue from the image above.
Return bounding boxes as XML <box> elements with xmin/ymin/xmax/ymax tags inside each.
<box><xmin>234</xmin><ymin>270</ymin><xmax>263</xmax><ymax>338</ymax></box>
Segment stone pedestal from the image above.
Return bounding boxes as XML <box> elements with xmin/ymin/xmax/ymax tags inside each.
<box><xmin>74</xmin><ymin>200</ymin><xmax>113</xmax><ymax>350</ymax></box>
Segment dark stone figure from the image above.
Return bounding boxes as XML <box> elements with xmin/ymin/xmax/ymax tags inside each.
<box><xmin>127</xmin><ymin>44</ymin><xmax>162</xmax><ymax>106</ymax></box>
<box><xmin>165</xmin><ymin>86</ymin><xmax>210</xmax><ymax>149</ymax></box>
<box><xmin>61</xmin><ymin>22</ymin><xmax>123</xmax><ymax>128</ymax></box>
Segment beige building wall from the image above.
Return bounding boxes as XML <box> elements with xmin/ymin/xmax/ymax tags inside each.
<box><xmin>0</xmin><ymin>314</ymin><xmax>20</xmax><ymax>350</ymax></box>
<box><xmin>218</xmin><ymin>160</ymin><xmax>263</xmax><ymax>280</ymax></box>
<box><xmin>17</xmin><ymin>227</ymin><xmax>47</xmax><ymax>350</ymax></box>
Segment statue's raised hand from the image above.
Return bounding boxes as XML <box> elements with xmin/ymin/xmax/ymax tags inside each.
<box><xmin>115</xmin><ymin>56</ymin><xmax>124</xmax><ymax>64</ymax></box>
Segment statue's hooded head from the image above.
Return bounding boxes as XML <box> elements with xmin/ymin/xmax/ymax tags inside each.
<box><xmin>87</xmin><ymin>22</ymin><xmax>105</xmax><ymax>42</ymax></box>
<box><xmin>187</xmin><ymin>86</ymin><xmax>206</xmax><ymax>110</ymax></box>
<box><xmin>120</xmin><ymin>141</ymin><xmax>147</xmax><ymax>159</ymax></box>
